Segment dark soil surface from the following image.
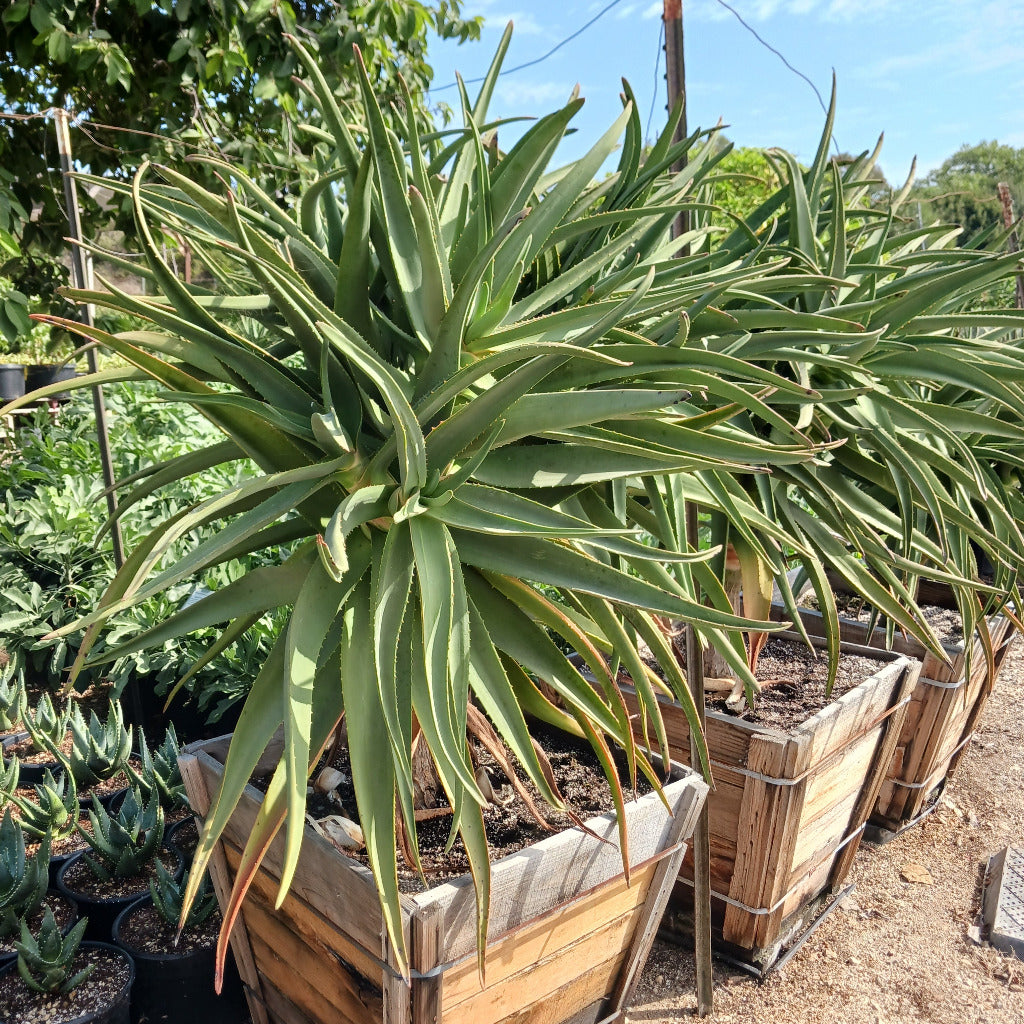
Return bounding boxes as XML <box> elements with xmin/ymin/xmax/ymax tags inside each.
<box><xmin>0</xmin><ymin>943</ymin><xmax>131</xmax><ymax>1022</ymax></box>
<box><xmin>116</xmin><ymin>899</ymin><xmax>218</xmax><ymax>956</ymax></box>
<box><xmin>0</xmin><ymin>893</ymin><xmax>77</xmax><ymax>959</ymax></box>
<box><xmin>61</xmin><ymin>848</ymin><xmax>179</xmax><ymax>902</ymax></box>
<box><xmin>801</xmin><ymin>591</ymin><xmax>966</xmax><ymax>646</ymax></box>
<box><xmin>278</xmin><ymin>721</ymin><xmax>655</xmax><ymax>894</ymax></box>
<box><xmin>705</xmin><ymin>637</ymin><xmax>894</xmax><ymax>729</ymax></box>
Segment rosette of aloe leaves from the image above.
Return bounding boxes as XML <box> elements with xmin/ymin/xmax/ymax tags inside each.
<box><xmin>630</xmin><ymin>91</ymin><xmax>1024</xmax><ymax>687</ymax></box>
<box><xmin>17</xmin><ymin>30</ymin><xmax>844</xmax><ymax>976</ymax></box>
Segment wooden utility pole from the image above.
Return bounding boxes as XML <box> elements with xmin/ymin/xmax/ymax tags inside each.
<box><xmin>997</xmin><ymin>182</ymin><xmax>1024</xmax><ymax>309</ymax></box>
<box><xmin>663</xmin><ymin>1</ymin><xmax>714</xmax><ymax>1017</ymax></box>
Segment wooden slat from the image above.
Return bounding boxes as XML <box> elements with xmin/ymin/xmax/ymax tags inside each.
<box><xmin>416</xmin><ymin>775</ymin><xmax>704</xmax><ymax>962</ymax></box>
<box><xmin>722</xmin><ymin>733</ymin><xmax>803</xmax><ymax>948</ymax></box>
<box><xmin>243</xmin><ymin>898</ymin><xmax>381</xmax><ymax>1024</ymax></box>
<box><xmin>830</xmin><ymin>662</ymin><xmax>917</xmax><ymax>884</ymax></box>
<box><xmin>221</xmin><ymin>841</ymin><xmax>384</xmax><ymax>986</ymax></box>
<box><xmin>441</xmin><ymin>912</ymin><xmax>636</xmax><ymax>1024</ymax></box>
<box><xmin>249</xmin><ymin>928</ymin><xmax>363</xmax><ymax>1024</ymax></box>
<box><xmin>262</xmin><ymin>983</ymin><xmax>315</xmax><ymax>1024</ymax></box>
<box><xmin>486</xmin><ymin>952</ymin><xmax>628</xmax><ymax>1024</ymax></box>
<box><xmin>411</xmin><ymin>903</ymin><xmax>443</xmax><ymax>1024</ymax></box>
<box><xmin>442</xmin><ymin>860</ymin><xmax>657</xmax><ymax>1008</ymax></box>
<box><xmin>179</xmin><ymin>747</ymin><xmax>269</xmax><ymax>1024</ymax></box>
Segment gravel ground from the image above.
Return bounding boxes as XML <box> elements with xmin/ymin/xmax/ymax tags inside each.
<box><xmin>628</xmin><ymin>634</ymin><xmax>1024</xmax><ymax>1024</ymax></box>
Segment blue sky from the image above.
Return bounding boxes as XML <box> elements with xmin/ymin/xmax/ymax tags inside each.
<box><xmin>425</xmin><ymin>0</ymin><xmax>1024</xmax><ymax>184</ymax></box>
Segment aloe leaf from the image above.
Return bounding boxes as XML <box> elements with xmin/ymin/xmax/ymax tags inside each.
<box><xmin>281</xmin><ymin>560</ymin><xmax>346</xmax><ymax>888</ymax></box>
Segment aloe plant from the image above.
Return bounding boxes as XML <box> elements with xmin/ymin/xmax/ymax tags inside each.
<box><xmin>0</xmin><ymin>672</ymin><xmax>23</xmax><ymax>732</ymax></box>
<box><xmin>46</xmin><ymin>701</ymin><xmax>132</xmax><ymax>790</ymax></box>
<box><xmin>23</xmin><ymin>693</ymin><xmax>69</xmax><ymax>757</ymax></box>
<box><xmin>625</xmin><ymin>93</ymin><xmax>1024</xmax><ymax>691</ymax></box>
<box><xmin>78</xmin><ymin>787</ymin><xmax>164</xmax><ymax>882</ymax></box>
<box><xmin>0</xmin><ymin>809</ymin><xmax>49</xmax><ymax>939</ymax></box>
<box><xmin>149</xmin><ymin>861</ymin><xmax>217</xmax><ymax>932</ymax></box>
<box><xmin>9</xmin><ymin>768</ymin><xmax>79</xmax><ymax>845</ymax></box>
<box><xmin>12</xmin><ymin>32</ymin><xmax>843</xmax><ymax>977</ymax></box>
<box><xmin>131</xmin><ymin>724</ymin><xmax>187</xmax><ymax>811</ymax></box>
<box><xmin>15</xmin><ymin>907</ymin><xmax>92</xmax><ymax>995</ymax></box>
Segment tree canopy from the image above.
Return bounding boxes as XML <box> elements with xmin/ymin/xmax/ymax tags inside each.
<box><xmin>913</xmin><ymin>140</ymin><xmax>1024</xmax><ymax>239</ymax></box>
<box><xmin>0</xmin><ymin>0</ymin><xmax>481</xmax><ymax>348</ymax></box>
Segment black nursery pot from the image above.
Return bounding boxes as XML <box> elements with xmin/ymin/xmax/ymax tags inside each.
<box><xmin>56</xmin><ymin>847</ymin><xmax>184</xmax><ymax>944</ymax></box>
<box><xmin>0</xmin><ymin>941</ymin><xmax>134</xmax><ymax>1024</ymax></box>
<box><xmin>25</xmin><ymin>363</ymin><xmax>77</xmax><ymax>400</ymax></box>
<box><xmin>2</xmin><ymin>733</ymin><xmax>63</xmax><ymax>785</ymax></box>
<box><xmin>164</xmin><ymin>814</ymin><xmax>199</xmax><ymax>865</ymax></box>
<box><xmin>113</xmin><ymin>897</ymin><xmax>245</xmax><ymax>1024</ymax></box>
<box><xmin>0</xmin><ymin>363</ymin><xmax>24</xmax><ymax>400</ymax></box>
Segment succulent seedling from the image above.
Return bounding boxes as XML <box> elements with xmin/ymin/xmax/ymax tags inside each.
<box><xmin>0</xmin><ymin>672</ymin><xmax>23</xmax><ymax>733</ymax></box>
<box><xmin>11</xmin><ymin>769</ymin><xmax>79</xmax><ymax>844</ymax></box>
<box><xmin>0</xmin><ymin>809</ymin><xmax>49</xmax><ymax>939</ymax></box>
<box><xmin>23</xmin><ymin>693</ymin><xmax>69</xmax><ymax>757</ymax></box>
<box><xmin>78</xmin><ymin>785</ymin><xmax>164</xmax><ymax>881</ymax></box>
<box><xmin>132</xmin><ymin>724</ymin><xmax>187</xmax><ymax>811</ymax></box>
<box><xmin>49</xmin><ymin>701</ymin><xmax>132</xmax><ymax>789</ymax></box>
<box><xmin>15</xmin><ymin>907</ymin><xmax>92</xmax><ymax>994</ymax></box>
<box><xmin>149</xmin><ymin>860</ymin><xmax>217</xmax><ymax>932</ymax></box>
<box><xmin>0</xmin><ymin>755</ymin><xmax>18</xmax><ymax>799</ymax></box>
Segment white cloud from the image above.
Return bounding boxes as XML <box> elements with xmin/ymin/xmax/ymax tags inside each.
<box><xmin>495</xmin><ymin>79</ymin><xmax>575</xmax><ymax>106</ymax></box>
<box><xmin>480</xmin><ymin>8</ymin><xmax>548</xmax><ymax>35</ymax></box>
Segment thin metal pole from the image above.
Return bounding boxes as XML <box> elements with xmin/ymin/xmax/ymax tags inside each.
<box><xmin>53</xmin><ymin>109</ymin><xmax>125</xmax><ymax>570</ymax></box>
<box><xmin>53</xmin><ymin>110</ymin><xmax>145</xmax><ymax>727</ymax></box>
<box><xmin>664</xmin><ymin>2</ymin><xmax>713</xmax><ymax>1016</ymax></box>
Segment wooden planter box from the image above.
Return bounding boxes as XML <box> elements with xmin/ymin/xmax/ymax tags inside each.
<box><xmin>619</xmin><ymin>631</ymin><xmax>920</xmax><ymax>965</ymax></box>
<box><xmin>772</xmin><ymin>605</ymin><xmax>1017</xmax><ymax>833</ymax></box>
<box><xmin>179</xmin><ymin>734</ymin><xmax>708</xmax><ymax>1024</ymax></box>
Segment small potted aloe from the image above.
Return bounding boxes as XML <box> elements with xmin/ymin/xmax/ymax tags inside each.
<box><xmin>113</xmin><ymin>861</ymin><xmax>245</xmax><ymax>1024</ymax></box>
<box><xmin>0</xmin><ymin>672</ymin><xmax>24</xmax><ymax>740</ymax></box>
<box><xmin>0</xmin><ymin>906</ymin><xmax>134</xmax><ymax>1024</ymax></box>
<box><xmin>56</xmin><ymin>786</ymin><xmax>176</xmax><ymax>942</ymax></box>
<box><xmin>46</xmin><ymin>702</ymin><xmax>135</xmax><ymax>807</ymax></box>
<box><xmin>0</xmin><ymin>809</ymin><xmax>67</xmax><ymax>970</ymax></box>
<box><xmin>5</xmin><ymin>692</ymin><xmax>68</xmax><ymax>784</ymax></box>
<box><xmin>6</xmin><ymin>764</ymin><xmax>88</xmax><ymax>884</ymax></box>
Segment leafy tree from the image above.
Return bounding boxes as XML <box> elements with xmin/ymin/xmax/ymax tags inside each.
<box><xmin>913</xmin><ymin>140</ymin><xmax>1024</xmax><ymax>238</ymax></box>
<box><xmin>0</xmin><ymin>0</ymin><xmax>481</xmax><ymax>347</ymax></box>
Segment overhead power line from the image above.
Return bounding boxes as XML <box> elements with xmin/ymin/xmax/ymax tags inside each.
<box><xmin>712</xmin><ymin>0</ymin><xmax>830</xmax><ymax>118</ymax></box>
<box><xmin>430</xmin><ymin>0</ymin><xmax>626</xmax><ymax>93</ymax></box>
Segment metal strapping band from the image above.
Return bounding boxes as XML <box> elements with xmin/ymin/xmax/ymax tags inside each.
<box><xmin>709</xmin><ymin>694</ymin><xmax>912</xmax><ymax>788</ymax></box>
<box><xmin>918</xmin><ymin>675</ymin><xmax>965</xmax><ymax>691</ymax></box>
<box><xmin>312</xmin><ymin>840</ymin><xmax>690</xmax><ymax>983</ymax></box>
<box><xmin>888</xmin><ymin>733</ymin><xmax>975</xmax><ymax>790</ymax></box>
<box><xmin>674</xmin><ymin>822</ymin><xmax>866</xmax><ymax>916</ymax></box>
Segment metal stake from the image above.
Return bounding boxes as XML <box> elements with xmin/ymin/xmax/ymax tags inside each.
<box><xmin>663</xmin><ymin>1</ymin><xmax>713</xmax><ymax>1015</ymax></box>
<box><xmin>53</xmin><ymin>110</ymin><xmax>145</xmax><ymax>726</ymax></box>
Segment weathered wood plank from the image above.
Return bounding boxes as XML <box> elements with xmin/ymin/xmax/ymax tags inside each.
<box><xmin>441</xmin><ymin>860</ymin><xmax>655</xmax><ymax>1007</ymax></box>
<box><xmin>417</xmin><ymin>775</ymin><xmax>704</xmax><ymax>962</ymax></box>
<box><xmin>243</xmin><ymin>898</ymin><xmax>382</xmax><ymax>1024</ymax></box>
<box><xmin>411</xmin><ymin>903</ymin><xmax>443</xmax><ymax>1024</ymax></box>
<box><xmin>179</xmin><ymin>747</ymin><xmax>269</xmax><ymax>1024</ymax></box>
<box><xmin>221</xmin><ymin>841</ymin><xmax>384</xmax><ymax>987</ymax></box>
<box><xmin>188</xmin><ymin>748</ymin><xmax>388</xmax><ymax>956</ymax></box>
<box><xmin>261</xmin><ymin>984</ymin><xmax>314</xmax><ymax>1024</ymax></box>
<box><xmin>440</xmin><ymin>913</ymin><xmax>635</xmax><ymax>1024</ymax></box>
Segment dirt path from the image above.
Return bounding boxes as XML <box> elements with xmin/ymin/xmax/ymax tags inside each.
<box><xmin>628</xmin><ymin>636</ymin><xmax>1024</xmax><ymax>1024</ymax></box>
